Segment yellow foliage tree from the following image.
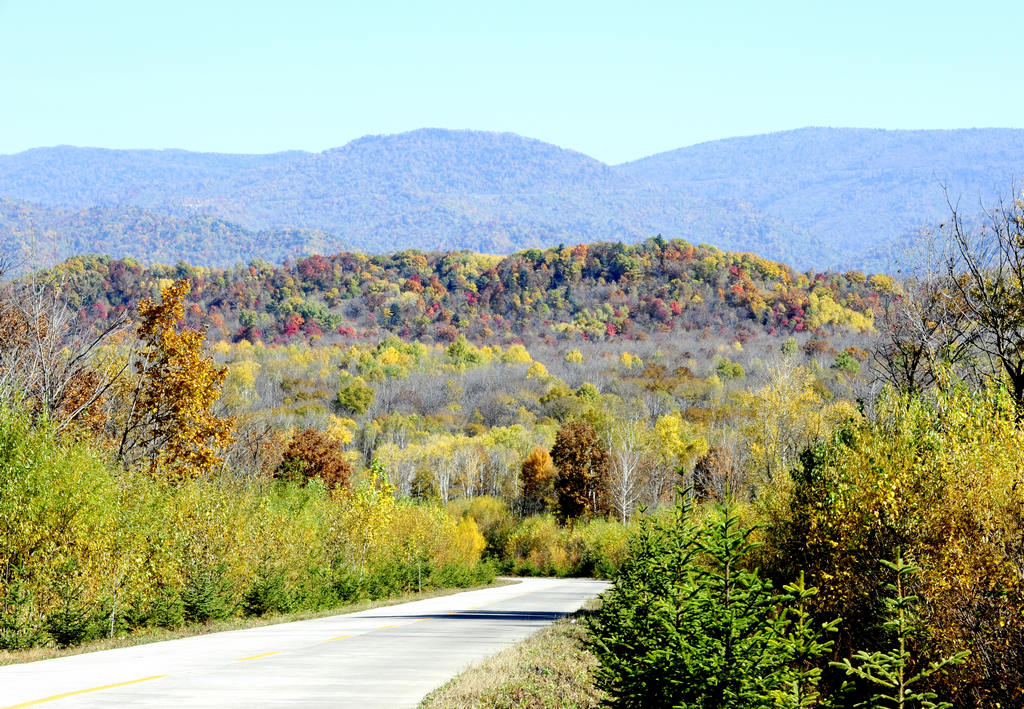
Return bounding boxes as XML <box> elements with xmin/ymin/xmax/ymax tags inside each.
<box><xmin>325</xmin><ymin>415</ymin><xmax>356</xmax><ymax>447</ymax></box>
<box><xmin>619</xmin><ymin>352</ymin><xmax>643</xmax><ymax>370</ymax></box>
<box><xmin>759</xmin><ymin>385</ymin><xmax>1024</xmax><ymax>706</ymax></box>
<box><xmin>527</xmin><ymin>361</ymin><xmax>549</xmax><ymax>379</ymax></box>
<box><xmin>741</xmin><ymin>363</ymin><xmax>858</xmax><ymax>489</ymax></box>
<box><xmin>336</xmin><ymin>463</ymin><xmax>396</xmax><ymax>581</ymax></box>
<box><xmin>520</xmin><ymin>445</ymin><xmax>557</xmax><ymax>513</ymax></box>
<box><xmin>805</xmin><ymin>291</ymin><xmax>874</xmax><ymax>332</ymax></box>
<box><xmin>653</xmin><ymin>411</ymin><xmax>709</xmax><ymax>477</ymax></box>
<box><xmin>114</xmin><ymin>280</ymin><xmax>234</xmax><ymax>480</ymax></box>
<box><xmin>500</xmin><ymin>344</ymin><xmax>533</xmax><ymax>364</ymax></box>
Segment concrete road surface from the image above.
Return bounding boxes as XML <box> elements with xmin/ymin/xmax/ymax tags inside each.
<box><xmin>0</xmin><ymin>577</ymin><xmax>608</xmax><ymax>708</ymax></box>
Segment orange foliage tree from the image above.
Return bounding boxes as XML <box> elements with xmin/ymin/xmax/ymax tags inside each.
<box><xmin>115</xmin><ymin>280</ymin><xmax>233</xmax><ymax>479</ymax></box>
<box><xmin>275</xmin><ymin>428</ymin><xmax>352</xmax><ymax>490</ymax></box>
<box><xmin>551</xmin><ymin>420</ymin><xmax>609</xmax><ymax>523</ymax></box>
<box><xmin>519</xmin><ymin>445</ymin><xmax>556</xmax><ymax>514</ymax></box>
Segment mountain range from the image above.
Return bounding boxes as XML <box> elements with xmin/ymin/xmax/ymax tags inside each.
<box><xmin>2</xmin><ymin>127</ymin><xmax>1022</xmax><ymax>272</ymax></box>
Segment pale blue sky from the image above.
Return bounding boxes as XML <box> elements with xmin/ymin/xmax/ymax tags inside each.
<box><xmin>1</xmin><ymin>1</ymin><xmax>1021</xmax><ymax>163</ymax></box>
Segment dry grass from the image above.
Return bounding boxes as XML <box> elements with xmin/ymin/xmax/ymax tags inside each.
<box><xmin>0</xmin><ymin>579</ymin><xmax>514</xmax><ymax>667</ymax></box>
<box><xmin>420</xmin><ymin>600</ymin><xmax>605</xmax><ymax>709</ymax></box>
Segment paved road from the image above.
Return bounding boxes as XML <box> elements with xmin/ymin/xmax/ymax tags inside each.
<box><xmin>0</xmin><ymin>577</ymin><xmax>607</xmax><ymax>708</ymax></box>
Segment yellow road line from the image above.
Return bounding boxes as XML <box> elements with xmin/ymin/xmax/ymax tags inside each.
<box><xmin>376</xmin><ymin>624</ymin><xmax>398</xmax><ymax>630</ymax></box>
<box><xmin>235</xmin><ymin>651</ymin><xmax>279</xmax><ymax>662</ymax></box>
<box><xmin>325</xmin><ymin>634</ymin><xmax>351</xmax><ymax>642</ymax></box>
<box><xmin>3</xmin><ymin>675</ymin><xmax>168</xmax><ymax>709</ymax></box>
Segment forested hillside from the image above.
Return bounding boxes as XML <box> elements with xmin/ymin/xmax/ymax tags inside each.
<box><xmin>0</xmin><ymin>198</ymin><xmax>337</xmax><ymax>267</ymax></box>
<box><xmin>0</xmin><ymin>131</ymin><xmax>805</xmax><ymax>267</ymax></box>
<box><xmin>9</xmin><ymin>127</ymin><xmax>1022</xmax><ymax>272</ymax></box>
<box><xmin>40</xmin><ymin>238</ymin><xmax>881</xmax><ymax>347</ymax></box>
<box><xmin>0</xmin><ymin>146</ymin><xmax>305</xmax><ymax>207</ymax></box>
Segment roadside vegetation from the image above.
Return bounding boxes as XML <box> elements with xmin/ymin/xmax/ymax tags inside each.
<box><xmin>0</xmin><ymin>237</ymin><xmax>874</xmax><ymax>655</ymax></box>
<box><xmin>420</xmin><ymin>603</ymin><xmax>605</xmax><ymax>709</ymax></box>
<box><xmin>581</xmin><ymin>190</ymin><xmax>1024</xmax><ymax>707</ymax></box>
<box><xmin>0</xmin><ymin>580</ymin><xmax>509</xmax><ymax>667</ymax></box>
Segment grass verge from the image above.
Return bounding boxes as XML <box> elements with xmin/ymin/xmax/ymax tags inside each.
<box><xmin>420</xmin><ymin>599</ymin><xmax>605</xmax><ymax>709</ymax></box>
<box><xmin>0</xmin><ymin>579</ymin><xmax>515</xmax><ymax>667</ymax></box>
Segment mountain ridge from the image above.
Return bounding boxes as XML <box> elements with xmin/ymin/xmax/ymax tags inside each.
<box><xmin>2</xmin><ymin>127</ymin><xmax>1022</xmax><ymax>271</ymax></box>
<box><xmin>620</xmin><ymin>126</ymin><xmax>1024</xmax><ymax>269</ymax></box>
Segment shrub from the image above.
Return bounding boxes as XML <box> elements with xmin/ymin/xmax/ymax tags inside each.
<box><xmin>275</xmin><ymin>428</ymin><xmax>352</xmax><ymax>489</ymax></box>
<box><xmin>45</xmin><ymin>562</ymin><xmax>94</xmax><ymax>648</ymax></box>
<box><xmin>181</xmin><ymin>562</ymin><xmax>234</xmax><ymax>624</ymax></box>
<box><xmin>715</xmin><ymin>357</ymin><xmax>745</xmax><ymax>380</ymax></box>
<box><xmin>143</xmin><ymin>586</ymin><xmax>185</xmax><ymax>629</ymax></box>
<box><xmin>758</xmin><ymin>386</ymin><xmax>1024</xmax><ymax>706</ymax></box>
<box><xmin>242</xmin><ymin>565</ymin><xmax>295</xmax><ymax>617</ymax></box>
<box><xmin>446</xmin><ymin>496</ymin><xmax>516</xmax><ymax>558</ymax></box>
<box><xmin>504</xmin><ymin>515</ymin><xmax>577</xmax><ymax>576</ymax></box>
<box><xmin>832</xmin><ymin>552</ymin><xmax>967</xmax><ymax>709</ymax></box>
<box><xmin>831</xmin><ymin>350</ymin><xmax>860</xmax><ymax>374</ymax></box>
<box><xmin>577</xmin><ymin>518</ymin><xmax>631</xmax><ymax>579</ymax></box>
<box><xmin>0</xmin><ymin>572</ymin><xmax>44</xmax><ymax>650</ymax></box>
<box><xmin>336</xmin><ymin>379</ymin><xmax>375</xmax><ymax>415</ymax></box>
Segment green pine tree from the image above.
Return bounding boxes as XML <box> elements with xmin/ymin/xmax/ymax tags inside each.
<box><xmin>772</xmin><ymin>572</ymin><xmax>841</xmax><ymax>708</ymax></box>
<box><xmin>831</xmin><ymin>551</ymin><xmax>968</xmax><ymax>709</ymax></box>
<box><xmin>589</xmin><ymin>496</ymin><xmax>839</xmax><ymax>708</ymax></box>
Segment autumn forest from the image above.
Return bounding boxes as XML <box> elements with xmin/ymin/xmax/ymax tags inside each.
<box><xmin>2</xmin><ymin>188</ymin><xmax>1024</xmax><ymax>708</ymax></box>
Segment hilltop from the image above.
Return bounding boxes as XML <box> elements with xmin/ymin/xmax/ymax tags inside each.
<box><xmin>42</xmin><ymin>237</ymin><xmax>881</xmax><ymax>348</ymax></box>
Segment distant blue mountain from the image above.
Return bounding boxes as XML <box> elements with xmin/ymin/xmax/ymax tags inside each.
<box><xmin>0</xmin><ymin>197</ymin><xmax>334</xmax><ymax>269</ymax></box>
<box><xmin>619</xmin><ymin>127</ymin><xmax>1024</xmax><ymax>271</ymax></box>
<box><xmin>0</xmin><ymin>130</ymin><xmax>805</xmax><ymax>266</ymax></box>
<box><xmin>0</xmin><ymin>147</ymin><xmax>306</xmax><ymax>208</ymax></box>
<box><xmin>1</xmin><ymin>127</ymin><xmax>1021</xmax><ymax>271</ymax></box>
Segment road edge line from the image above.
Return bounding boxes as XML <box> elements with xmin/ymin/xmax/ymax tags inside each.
<box><xmin>3</xmin><ymin>675</ymin><xmax>168</xmax><ymax>708</ymax></box>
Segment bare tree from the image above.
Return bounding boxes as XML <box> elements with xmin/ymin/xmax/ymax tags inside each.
<box><xmin>603</xmin><ymin>413</ymin><xmax>652</xmax><ymax>523</ymax></box>
<box><xmin>222</xmin><ymin>414</ymin><xmax>286</xmax><ymax>479</ymax></box>
<box><xmin>639</xmin><ymin>463</ymin><xmax>678</xmax><ymax>511</ymax></box>
<box><xmin>692</xmin><ymin>446</ymin><xmax>736</xmax><ymax>502</ymax></box>
<box><xmin>420</xmin><ymin>441</ymin><xmax>459</xmax><ymax>503</ymax></box>
<box><xmin>943</xmin><ymin>186</ymin><xmax>1024</xmax><ymax>414</ymax></box>
<box><xmin>0</xmin><ymin>270</ymin><xmax>129</xmax><ymax>433</ymax></box>
<box><xmin>453</xmin><ymin>443</ymin><xmax>485</xmax><ymax>498</ymax></box>
<box><xmin>871</xmin><ymin>231</ymin><xmax>973</xmax><ymax>395</ymax></box>
<box><xmin>484</xmin><ymin>444</ymin><xmax>518</xmax><ymax>498</ymax></box>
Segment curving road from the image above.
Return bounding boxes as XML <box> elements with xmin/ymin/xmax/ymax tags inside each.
<box><xmin>0</xmin><ymin>577</ymin><xmax>607</xmax><ymax>708</ymax></box>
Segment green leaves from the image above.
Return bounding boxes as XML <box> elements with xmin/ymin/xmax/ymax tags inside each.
<box><xmin>588</xmin><ymin>497</ymin><xmax>838</xmax><ymax>708</ymax></box>
<box><xmin>772</xmin><ymin>573</ymin><xmax>840</xmax><ymax>709</ymax></box>
<box><xmin>335</xmin><ymin>379</ymin><xmax>375</xmax><ymax>415</ymax></box>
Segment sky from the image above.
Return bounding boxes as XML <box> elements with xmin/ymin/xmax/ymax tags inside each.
<box><xmin>1</xmin><ymin>1</ymin><xmax>1022</xmax><ymax>164</ymax></box>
